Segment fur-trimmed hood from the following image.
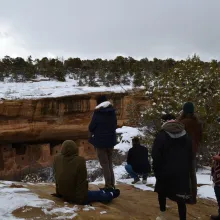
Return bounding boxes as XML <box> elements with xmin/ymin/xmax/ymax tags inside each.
<box><xmin>162</xmin><ymin>120</ymin><xmax>186</xmax><ymax>138</ymax></box>
<box><xmin>95</xmin><ymin>101</ymin><xmax>115</xmax><ymax>113</ymax></box>
<box><xmin>95</xmin><ymin>101</ymin><xmax>112</xmax><ymax>109</ymax></box>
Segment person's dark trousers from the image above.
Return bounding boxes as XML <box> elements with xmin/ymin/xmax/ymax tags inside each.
<box><xmin>96</xmin><ymin>148</ymin><xmax>115</xmax><ymax>188</ymax></box>
<box><xmin>158</xmin><ymin>193</ymin><xmax>187</xmax><ymax>220</ymax></box>
<box><xmin>214</xmin><ymin>185</ymin><xmax>220</xmax><ymax>216</ymax></box>
<box><xmin>86</xmin><ymin>190</ymin><xmax>113</xmax><ymax>204</ymax></box>
<box><xmin>158</xmin><ymin>193</ymin><xmax>166</xmax><ymax>212</ymax></box>
<box><xmin>125</xmin><ymin>164</ymin><xmax>147</xmax><ymax>180</ymax></box>
<box><xmin>189</xmin><ymin>154</ymin><xmax>197</xmax><ymax>204</ymax></box>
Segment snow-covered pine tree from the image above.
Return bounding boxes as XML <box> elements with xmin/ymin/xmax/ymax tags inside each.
<box><xmin>143</xmin><ymin>55</ymin><xmax>220</xmax><ymax>165</ymax></box>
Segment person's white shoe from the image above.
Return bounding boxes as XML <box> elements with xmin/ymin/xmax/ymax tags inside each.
<box><xmin>156</xmin><ymin>212</ymin><xmax>167</xmax><ymax>220</ymax></box>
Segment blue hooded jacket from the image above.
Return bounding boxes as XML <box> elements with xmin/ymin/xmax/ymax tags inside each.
<box><xmin>88</xmin><ymin>101</ymin><xmax>117</xmax><ymax>148</ymax></box>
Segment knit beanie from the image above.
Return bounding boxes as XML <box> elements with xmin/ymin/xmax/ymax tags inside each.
<box><xmin>183</xmin><ymin>102</ymin><xmax>194</xmax><ymax>114</ymax></box>
<box><xmin>96</xmin><ymin>95</ymin><xmax>108</xmax><ymax>105</ymax></box>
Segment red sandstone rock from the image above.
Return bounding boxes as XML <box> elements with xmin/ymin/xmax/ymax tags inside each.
<box><xmin>0</xmin><ymin>91</ymin><xmax>149</xmax><ymax>180</ymax></box>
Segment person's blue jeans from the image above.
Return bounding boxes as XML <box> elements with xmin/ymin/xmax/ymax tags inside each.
<box><xmin>86</xmin><ymin>190</ymin><xmax>113</xmax><ymax>203</ymax></box>
<box><xmin>214</xmin><ymin>185</ymin><xmax>220</xmax><ymax>215</ymax></box>
<box><xmin>125</xmin><ymin>164</ymin><xmax>147</xmax><ymax>180</ymax></box>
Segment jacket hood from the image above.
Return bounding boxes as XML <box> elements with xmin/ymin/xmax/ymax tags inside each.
<box><xmin>95</xmin><ymin>101</ymin><xmax>115</xmax><ymax>113</ymax></box>
<box><xmin>61</xmin><ymin>140</ymin><xmax>79</xmax><ymax>157</ymax></box>
<box><xmin>162</xmin><ymin>120</ymin><xmax>186</xmax><ymax>138</ymax></box>
<box><xmin>95</xmin><ymin>101</ymin><xmax>112</xmax><ymax>109</ymax></box>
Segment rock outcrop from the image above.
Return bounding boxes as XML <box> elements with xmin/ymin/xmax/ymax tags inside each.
<box><xmin>12</xmin><ymin>183</ymin><xmax>216</xmax><ymax>220</ymax></box>
<box><xmin>0</xmin><ymin>91</ymin><xmax>150</xmax><ymax>180</ymax></box>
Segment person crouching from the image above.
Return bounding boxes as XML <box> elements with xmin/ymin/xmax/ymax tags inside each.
<box><xmin>125</xmin><ymin>137</ymin><xmax>151</xmax><ymax>184</ymax></box>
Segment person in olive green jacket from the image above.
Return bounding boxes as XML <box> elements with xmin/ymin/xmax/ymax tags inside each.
<box><xmin>53</xmin><ymin>140</ymin><xmax>120</xmax><ymax>204</ymax></box>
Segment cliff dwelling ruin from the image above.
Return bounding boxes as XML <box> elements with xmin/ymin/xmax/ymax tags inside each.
<box><xmin>0</xmin><ymin>91</ymin><xmax>149</xmax><ymax>180</ymax></box>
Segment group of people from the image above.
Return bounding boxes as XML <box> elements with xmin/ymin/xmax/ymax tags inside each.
<box><xmin>53</xmin><ymin>95</ymin><xmax>119</xmax><ymax>205</ymax></box>
<box><xmin>125</xmin><ymin>102</ymin><xmax>202</xmax><ymax>220</ymax></box>
<box><xmin>52</xmin><ymin>95</ymin><xmax>219</xmax><ymax>220</ymax></box>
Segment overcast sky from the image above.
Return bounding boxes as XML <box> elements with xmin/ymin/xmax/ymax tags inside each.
<box><xmin>0</xmin><ymin>0</ymin><xmax>219</xmax><ymax>60</ymax></box>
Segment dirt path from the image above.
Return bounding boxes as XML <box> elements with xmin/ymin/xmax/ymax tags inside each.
<box><xmin>13</xmin><ymin>183</ymin><xmax>217</xmax><ymax>219</ymax></box>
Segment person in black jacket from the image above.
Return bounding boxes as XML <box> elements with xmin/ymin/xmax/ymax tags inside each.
<box><xmin>152</xmin><ymin>118</ymin><xmax>193</xmax><ymax>220</ymax></box>
<box><xmin>125</xmin><ymin>137</ymin><xmax>151</xmax><ymax>184</ymax></box>
<box><xmin>88</xmin><ymin>95</ymin><xmax>117</xmax><ymax>191</ymax></box>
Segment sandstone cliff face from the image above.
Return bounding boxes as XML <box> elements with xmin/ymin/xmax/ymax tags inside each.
<box><xmin>0</xmin><ymin>92</ymin><xmax>129</xmax><ymax>143</ymax></box>
<box><xmin>0</xmin><ymin>91</ymin><xmax>149</xmax><ymax>180</ymax></box>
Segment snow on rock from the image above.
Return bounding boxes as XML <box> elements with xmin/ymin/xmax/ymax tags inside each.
<box><xmin>198</xmin><ymin>185</ymin><xmax>216</xmax><ymax>200</ymax></box>
<box><xmin>0</xmin><ymin>168</ymin><xmax>216</xmax><ymax>219</ymax></box>
<box><xmin>86</xmin><ymin>160</ymin><xmax>101</xmax><ymax>173</ymax></box>
<box><xmin>0</xmin><ymin>182</ymin><xmax>54</xmax><ymax>219</ymax></box>
<box><xmin>53</xmin><ymin>214</ymin><xmax>78</xmax><ymax>220</ymax></box>
<box><xmin>0</xmin><ymin>180</ymin><xmax>97</xmax><ymax>219</ymax></box>
<box><xmin>42</xmin><ymin>206</ymin><xmax>79</xmax><ymax>219</ymax></box>
<box><xmin>83</xmin><ymin>205</ymin><xmax>96</xmax><ymax>211</ymax></box>
<box><xmin>114</xmin><ymin>164</ymin><xmax>128</xmax><ymax>180</ymax></box>
<box><xmin>197</xmin><ymin>173</ymin><xmax>212</xmax><ymax>185</ymax></box>
<box><xmin>115</xmin><ymin>126</ymin><xmax>144</xmax><ymax>154</ymax></box>
<box><xmin>0</xmin><ymin>79</ymin><xmax>133</xmax><ymax>100</ymax></box>
<box><xmin>115</xmin><ymin>167</ymin><xmax>216</xmax><ymax>202</ymax></box>
<box><xmin>118</xmin><ymin>177</ymin><xmax>155</xmax><ymax>192</ymax></box>
<box><xmin>0</xmin><ymin>188</ymin><xmax>30</xmax><ymax>193</ymax></box>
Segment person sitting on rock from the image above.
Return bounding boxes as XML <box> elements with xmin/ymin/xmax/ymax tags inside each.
<box><xmin>152</xmin><ymin>116</ymin><xmax>193</xmax><ymax>220</ymax></box>
<box><xmin>125</xmin><ymin>137</ymin><xmax>151</xmax><ymax>184</ymax></box>
<box><xmin>53</xmin><ymin>140</ymin><xmax>120</xmax><ymax>204</ymax></box>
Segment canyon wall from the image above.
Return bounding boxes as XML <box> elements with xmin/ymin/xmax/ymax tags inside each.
<box><xmin>0</xmin><ymin>91</ymin><xmax>149</xmax><ymax>180</ymax></box>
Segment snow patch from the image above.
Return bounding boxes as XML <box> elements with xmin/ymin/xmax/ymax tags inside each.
<box><xmin>42</xmin><ymin>205</ymin><xmax>79</xmax><ymax>219</ymax></box>
<box><xmin>118</xmin><ymin>178</ymin><xmax>155</xmax><ymax>192</ymax></box>
<box><xmin>0</xmin><ymin>80</ymin><xmax>133</xmax><ymax>100</ymax></box>
<box><xmin>115</xmin><ymin>126</ymin><xmax>144</xmax><ymax>154</ymax></box>
<box><xmin>0</xmin><ymin>188</ymin><xmax>30</xmax><ymax>193</ymax></box>
<box><xmin>114</xmin><ymin>164</ymin><xmax>127</xmax><ymax>180</ymax></box>
<box><xmin>0</xmin><ymin>186</ymin><xmax>54</xmax><ymax>219</ymax></box>
<box><xmin>198</xmin><ymin>185</ymin><xmax>216</xmax><ymax>200</ymax></box>
<box><xmin>83</xmin><ymin>205</ymin><xmax>96</xmax><ymax>211</ymax></box>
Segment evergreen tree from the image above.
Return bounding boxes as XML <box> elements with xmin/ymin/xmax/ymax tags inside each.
<box><xmin>142</xmin><ymin>55</ymin><xmax>220</xmax><ymax>164</ymax></box>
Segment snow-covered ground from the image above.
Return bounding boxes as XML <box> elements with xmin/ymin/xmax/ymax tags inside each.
<box><xmin>0</xmin><ymin>125</ymin><xmax>216</xmax><ymax>219</ymax></box>
<box><xmin>113</xmin><ymin>126</ymin><xmax>215</xmax><ymax>200</ymax></box>
<box><xmin>122</xmin><ymin>169</ymin><xmax>215</xmax><ymax>200</ymax></box>
<box><xmin>0</xmin><ymin>181</ymin><xmax>53</xmax><ymax>219</ymax></box>
<box><xmin>0</xmin><ymin>76</ymin><xmax>133</xmax><ymax>100</ymax></box>
<box><xmin>0</xmin><ymin>181</ymin><xmax>100</xmax><ymax>219</ymax></box>
<box><xmin>90</xmin><ymin>165</ymin><xmax>215</xmax><ymax>200</ymax></box>
<box><xmin>0</xmin><ymin>168</ymin><xmax>214</xmax><ymax>219</ymax></box>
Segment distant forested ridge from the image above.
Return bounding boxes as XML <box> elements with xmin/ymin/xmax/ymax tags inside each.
<box><xmin>0</xmin><ymin>55</ymin><xmax>214</xmax><ymax>86</ymax></box>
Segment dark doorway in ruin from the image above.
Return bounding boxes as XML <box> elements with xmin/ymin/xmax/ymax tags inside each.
<box><xmin>50</xmin><ymin>141</ymin><xmax>64</xmax><ymax>155</ymax></box>
<box><xmin>12</xmin><ymin>143</ymin><xmax>26</xmax><ymax>155</ymax></box>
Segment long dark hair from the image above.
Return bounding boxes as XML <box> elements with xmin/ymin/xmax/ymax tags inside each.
<box><xmin>132</xmin><ymin>137</ymin><xmax>140</xmax><ymax>146</ymax></box>
<box><xmin>178</xmin><ymin>111</ymin><xmax>199</xmax><ymax>121</ymax></box>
